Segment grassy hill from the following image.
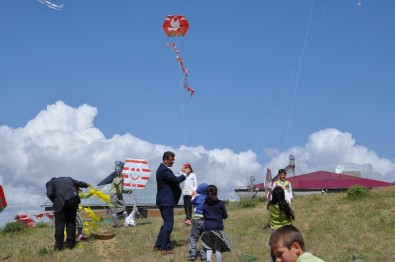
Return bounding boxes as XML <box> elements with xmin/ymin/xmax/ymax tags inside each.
<box><xmin>1</xmin><ymin>186</ymin><xmax>394</xmax><ymax>261</ymax></box>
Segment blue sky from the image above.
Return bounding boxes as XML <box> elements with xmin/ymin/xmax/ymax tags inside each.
<box><xmin>1</xmin><ymin>0</ymin><xmax>394</xmax><ymax>226</ymax></box>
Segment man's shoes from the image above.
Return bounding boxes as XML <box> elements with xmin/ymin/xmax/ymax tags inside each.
<box><xmin>161</xmin><ymin>249</ymin><xmax>176</xmax><ymax>255</ymax></box>
<box><xmin>54</xmin><ymin>243</ymin><xmax>63</xmax><ymax>251</ymax></box>
<box><xmin>187</xmin><ymin>254</ymin><xmax>196</xmax><ymax>260</ymax></box>
<box><xmin>183</xmin><ymin>219</ymin><xmax>192</xmax><ymax>225</ymax></box>
<box><xmin>67</xmin><ymin>242</ymin><xmax>76</xmax><ymax>249</ymax></box>
<box><xmin>153</xmin><ymin>247</ymin><xmax>161</xmax><ymax>252</ymax></box>
<box><xmin>112</xmin><ymin>224</ymin><xmax>118</xmax><ymax>228</ymax></box>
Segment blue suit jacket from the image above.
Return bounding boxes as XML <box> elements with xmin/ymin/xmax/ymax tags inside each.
<box><xmin>46</xmin><ymin>177</ymin><xmax>89</xmax><ymax>213</ymax></box>
<box><xmin>156</xmin><ymin>163</ymin><xmax>186</xmax><ymax>207</ymax></box>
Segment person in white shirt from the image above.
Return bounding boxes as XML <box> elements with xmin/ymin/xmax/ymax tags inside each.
<box><xmin>181</xmin><ymin>163</ymin><xmax>197</xmax><ymax>225</ymax></box>
<box><xmin>272</xmin><ymin>169</ymin><xmax>293</xmax><ymax>205</ymax></box>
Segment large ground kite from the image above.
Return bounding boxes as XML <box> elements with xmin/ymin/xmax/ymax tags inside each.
<box><xmin>97</xmin><ymin>159</ymin><xmax>151</xmax><ymax>191</ymax></box>
<box><xmin>122</xmin><ymin>159</ymin><xmax>151</xmax><ymax>190</ymax></box>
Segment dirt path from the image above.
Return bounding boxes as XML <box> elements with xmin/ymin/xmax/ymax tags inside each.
<box><xmin>91</xmin><ymin>236</ymin><xmax>118</xmax><ymax>262</ymax></box>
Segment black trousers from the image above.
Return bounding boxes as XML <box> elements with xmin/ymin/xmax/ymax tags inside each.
<box><xmin>54</xmin><ymin>196</ymin><xmax>79</xmax><ymax>249</ymax></box>
<box><xmin>183</xmin><ymin>195</ymin><xmax>193</xmax><ymax>220</ymax></box>
<box><xmin>154</xmin><ymin>206</ymin><xmax>174</xmax><ymax>251</ymax></box>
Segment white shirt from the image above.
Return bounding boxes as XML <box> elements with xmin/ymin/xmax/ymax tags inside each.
<box><xmin>272</xmin><ymin>180</ymin><xmax>293</xmax><ymax>204</ymax></box>
<box><xmin>183</xmin><ymin>172</ymin><xmax>197</xmax><ymax>195</ymax></box>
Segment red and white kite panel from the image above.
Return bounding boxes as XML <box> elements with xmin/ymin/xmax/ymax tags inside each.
<box><xmin>0</xmin><ymin>185</ymin><xmax>7</xmax><ymax>213</ymax></box>
<box><xmin>163</xmin><ymin>15</ymin><xmax>189</xmax><ymax>37</ymax></box>
<box><xmin>122</xmin><ymin>159</ymin><xmax>151</xmax><ymax>190</ymax></box>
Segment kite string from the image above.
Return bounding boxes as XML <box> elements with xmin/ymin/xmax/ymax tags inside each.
<box><xmin>165</xmin><ymin>40</ymin><xmax>188</xmax><ymax>145</ymax></box>
<box><xmin>254</xmin><ymin>0</ymin><xmax>330</xmax><ymax>153</ymax></box>
<box><xmin>178</xmin><ymin>62</ymin><xmax>188</xmax><ymax>145</ymax></box>
<box><xmin>306</xmin><ymin>0</ymin><xmax>332</xmax><ymax>47</ymax></box>
<box><xmin>283</xmin><ymin>0</ymin><xmax>315</xmax><ymax>149</ymax></box>
<box><xmin>252</xmin><ymin>64</ymin><xmax>299</xmax><ymax>152</ymax></box>
<box><xmin>174</xmin><ymin>39</ymin><xmax>188</xmax><ymax>145</ymax></box>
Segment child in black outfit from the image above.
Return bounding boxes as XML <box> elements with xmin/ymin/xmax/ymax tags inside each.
<box><xmin>201</xmin><ymin>185</ymin><xmax>232</xmax><ymax>262</ymax></box>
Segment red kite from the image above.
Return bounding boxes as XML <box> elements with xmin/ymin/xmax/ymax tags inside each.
<box><xmin>163</xmin><ymin>15</ymin><xmax>189</xmax><ymax>37</ymax></box>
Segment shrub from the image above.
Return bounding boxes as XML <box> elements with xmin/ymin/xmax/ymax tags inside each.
<box><xmin>2</xmin><ymin>221</ymin><xmax>26</xmax><ymax>233</ymax></box>
<box><xmin>238</xmin><ymin>198</ymin><xmax>259</xmax><ymax>208</ymax></box>
<box><xmin>35</xmin><ymin>221</ymin><xmax>51</xmax><ymax>228</ymax></box>
<box><xmin>347</xmin><ymin>185</ymin><xmax>370</xmax><ymax>200</ymax></box>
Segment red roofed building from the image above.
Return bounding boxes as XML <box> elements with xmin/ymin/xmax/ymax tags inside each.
<box><xmin>287</xmin><ymin>171</ymin><xmax>391</xmax><ymax>193</ymax></box>
<box><xmin>235</xmin><ymin>171</ymin><xmax>392</xmax><ymax>198</ymax></box>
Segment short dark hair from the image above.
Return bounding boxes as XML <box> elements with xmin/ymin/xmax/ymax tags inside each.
<box><xmin>278</xmin><ymin>169</ymin><xmax>287</xmax><ymax>175</ymax></box>
<box><xmin>163</xmin><ymin>151</ymin><xmax>175</xmax><ymax>161</ymax></box>
<box><xmin>206</xmin><ymin>184</ymin><xmax>219</xmax><ymax>204</ymax></box>
<box><xmin>269</xmin><ymin>225</ymin><xmax>305</xmax><ymax>251</ymax></box>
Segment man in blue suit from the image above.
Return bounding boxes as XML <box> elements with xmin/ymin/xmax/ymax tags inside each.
<box><xmin>46</xmin><ymin>177</ymin><xmax>90</xmax><ymax>250</ymax></box>
<box><xmin>154</xmin><ymin>151</ymin><xmax>186</xmax><ymax>255</ymax></box>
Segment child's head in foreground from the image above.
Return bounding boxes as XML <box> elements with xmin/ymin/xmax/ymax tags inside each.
<box><xmin>269</xmin><ymin>225</ymin><xmax>305</xmax><ymax>262</ymax></box>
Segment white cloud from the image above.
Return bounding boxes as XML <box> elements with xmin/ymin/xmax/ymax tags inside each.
<box><xmin>264</xmin><ymin>128</ymin><xmax>395</xmax><ymax>182</ymax></box>
<box><xmin>0</xmin><ymin>101</ymin><xmax>260</xmax><ymax>226</ymax></box>
<box><xmin>1</xmin><ymin>102</ymin><xmax>394</xmax><ymax>227</ymax></box>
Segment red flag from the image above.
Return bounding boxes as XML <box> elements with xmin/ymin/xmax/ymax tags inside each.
<box><xmin>45</xmin><ymin>212</ymin><xmax>54</xmax><ymax>220</ymax></box>
<box><xmin>16</xmin><ymin>214</ymin><xmax>36</xmax><ymax>228</ymax></box>
<box><xmin>35</xmin><ymin>214</ymin><xmax>44</xmax><ymax>220</ymax></box>
<box><xmin>0</xmin><ymin>185</ymin><xmax>7</xmax><ymax>213</ymax></box>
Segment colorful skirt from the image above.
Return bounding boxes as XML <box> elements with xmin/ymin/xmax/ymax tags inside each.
<box><xmin>201</xmin><ymin>230</ymin><xmax>233</xmax><ymax>252</ymax></box>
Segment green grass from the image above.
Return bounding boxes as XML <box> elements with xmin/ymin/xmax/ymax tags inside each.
<box><xmin>1</xmin><ymin>186</ymin><xmax>394</xmax><ymax>261</ymax></box>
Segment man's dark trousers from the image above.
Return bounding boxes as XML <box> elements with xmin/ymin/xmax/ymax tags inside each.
<box><xmin>54</xmin><ymin>196</ymin><xmax>80</xmax><ymax>249</ymax></box>
<box><xmin>154</xmin><ymin>206</ymin><xmax>174</xmax><ymax>251</ymax></box>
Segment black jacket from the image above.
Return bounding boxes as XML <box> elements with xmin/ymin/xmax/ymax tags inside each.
<box><xmin>156</xmin><ymin>163</ymin><xmax>186</xmax><ymax>207</ymax></box>
<box><xmin>46</xmin><ymin>177</ymin><xmax>89</xmax><ymax>213</ymax></box>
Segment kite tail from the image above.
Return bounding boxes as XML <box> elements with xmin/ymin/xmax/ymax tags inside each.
<box><xmin>167</xmin><ymin>42</ymin><xmax>196</xmax><ymax>96</ymax></box>
<box><xmin>89</xmin><ymin>187</ymin><xmax>112</xmax><ymax>206</ymax></box>
<box><xmin>82</xmin><ymin>207</ymin><xmax>100</xmax><ymax>222</ymax></box>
